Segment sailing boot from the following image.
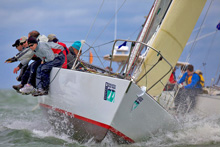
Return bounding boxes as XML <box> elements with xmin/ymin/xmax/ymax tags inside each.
<box><xmin>12</xmin><ymin>84</ymin><xmax>23</xmax><ymax>92</ymax></box>
<box><xmin>32</xmin><ymin>88</ymin><xmax>48</xmax><ymax>97</ymax></box>
<box><xmin>19</xmin><ymin>84</ymin><xmax>36</xmax><ymax>95</ymax></box>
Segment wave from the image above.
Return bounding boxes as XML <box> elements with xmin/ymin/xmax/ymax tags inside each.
<box><xmin>1</xmin><ymin>90</ymin><xmax>220</xmax><ymax>146</ymax></box>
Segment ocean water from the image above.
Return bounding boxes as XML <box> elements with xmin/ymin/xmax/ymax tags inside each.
<box><xmin>1</xmin><ymin>90</ymin><xmax>220</xmax><ymax>147</ymax></box>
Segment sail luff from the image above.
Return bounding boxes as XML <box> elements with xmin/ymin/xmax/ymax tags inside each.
<box><xmin>126</xmin><ymin>0</ymin><xmax>160</xmax><ymax>75</ymax></box>
<box><xmin>135</xmin><ymin>0</ymin><xmax>207</xmax><ymax>97</ymax></box>
<box><xmin>132</xmin><ymin>0</ymin><xmax>172</xmax><ymax>77</ymax></box>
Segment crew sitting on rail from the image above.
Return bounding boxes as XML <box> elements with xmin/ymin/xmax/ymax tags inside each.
<box><xmin>27</xmin><ymin>36</ymin><xmax>65</xmax><ymax>96</ymax></box>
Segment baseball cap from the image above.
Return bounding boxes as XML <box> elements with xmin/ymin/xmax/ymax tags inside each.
<box><xmin>20</xmin><ymin>36</ymin><xmax>28</xmax><ymax>43</ymax></box>
<box><xmin>48</xmin><ymin>34</ymin><xmax>57</xmax><ymax>41</ymax></box>
<box><xmin>12</xmin><ymin>39</ymin><xmax>20</xmax><ymax>47</ymax></box>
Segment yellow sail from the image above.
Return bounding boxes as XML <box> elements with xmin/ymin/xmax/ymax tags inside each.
<box><xmin>135</xmin><ymin>0</ymin><xmax>207</xmax><ymax>97</ymax></box>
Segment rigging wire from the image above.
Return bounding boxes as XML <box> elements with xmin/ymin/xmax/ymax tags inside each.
<box><xmin>199</xmin><ymin>29</ymin><xmax>218</xmax><ymax>81</ymax></box>
<box><xmin>213</xmin><ymin>59</ymin><xmax>220</xmax><ymax>86</ymax></box>
<box><xmin>178</xmin><ymin>0</ymin><xmax>214</xmax><ymax>80</ymax></box>
<box><xmin>184</xmin><ymin>0</ymin><xmax>214</xmax><ymax>64</ymax></box>
<box><xmin>84</xmin><ymin>0</ymin><xmax>105</xmax><ymax>42</ymax></box>
<box><xmin>80</xmin><ymin>0</ymin><xmax>127</xmax><ymax>68</ymax></box>
<box><xmin>90</xmin><ymin>0</ymin><xmax>127</xmax><ymax>47</ymax></box>
<box><xmin>49</xmin><ymin>1</ymin><xmax>127</xmax><ymax>85</ymax></box>
<box><xmin>114</xmin><ymin>0</ymin><xmax>118</xmax><ymax>41</ymax></box>
<box><xmin>80</xmin><ymin>41</ymin><xmax>114</xmax><ymax>68</ymax></box>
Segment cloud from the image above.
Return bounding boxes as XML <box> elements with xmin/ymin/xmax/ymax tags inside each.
<box><xmin>0</xmin><ymin>0</ymin><xmax>220</xmax><ymax>88</ymax></box>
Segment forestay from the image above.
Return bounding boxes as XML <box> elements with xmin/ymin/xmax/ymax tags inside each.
<box><xmin>127</xmin><ymin>0</ymin><xmax>172</xmax><ymax>75</ymax></box>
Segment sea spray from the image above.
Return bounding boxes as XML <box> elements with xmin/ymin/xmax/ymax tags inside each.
<box><xmin>1</xmin><ymin>90</ymin><xmax>220</xmax><ymax>146</ymax></box>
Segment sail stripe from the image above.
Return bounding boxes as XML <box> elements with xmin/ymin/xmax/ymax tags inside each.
<box><xmin>160</xmin><ymin>28</ymin><xmax>184</xmax><ymax>50</ymax></box>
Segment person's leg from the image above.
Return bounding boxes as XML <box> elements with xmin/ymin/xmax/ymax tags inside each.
<box><xmin>188</xmin><ymin>88</ymin><xmax>203</xmax><ymax>112</ymax></box>
<box><xmin>32</xmin><ymin>54</ymin><xmax>65</xmax><ymax>96</ymax></box>
<box><xmin>19</xmin><ymin>65</ymin><xmax>33</xmax><ymax>94</ymax></box>
<box><xmin>40</xmin><ymin>54</ymin><xmax>65</xmax><ymax>90</ymax></box>
<box><xmin>16</xmin><ymin>65</ymin><xmax>28</xmax><ymax>81</ymax></box>
<box><xmin>27</xmin><ymin>59</ymin><xmax>41</xmax><ymax>87</ymax></box>
<box><xmin>40</xmin><ymin>63</ymin><xmax>53</xmax><ymax>90</ymax></box>
<box><xmin>174</xmin><ymin>88</ymin><xmax>189</xmax><ymax>113</ymax></box>
<box><xmin>36</xmin><ymin>64</ymin><xmax>43</xmax><ymax>89</ymax></box>
<box><xmin>13</xmin><ymin>65</ymin><xmax>30</xmax><ymax>92</ymax></box>
<box><xmin>174</xmin><ymin>88</ymin><xmax>185</xmax><ymax>109</ymax></box>
<box><xmin>19</xmin><ymin>60</ymin><xmax>42</xmax><ymax>94</ymax></box>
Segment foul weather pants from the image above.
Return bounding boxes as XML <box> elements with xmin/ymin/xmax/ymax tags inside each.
<box><xmin>174</xmin><ymin>88</ymin><xmax>202</xmax><ymax>113</ymax></box>
<box><xmin>21</xmin><ymin>59</ymin><xmax>41</xmax><ymax>87</ymax></box>
<box><xmin>36</xmin><ymin>54</ymin><xmax>65</xmax><ymax>90</ymax></box>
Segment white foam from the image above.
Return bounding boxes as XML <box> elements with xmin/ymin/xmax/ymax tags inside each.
<box><xmin>32</xmin><ymin>129</ymin><xmax>75</xmax><ymax>143</ymax></box>
<box><xmin>141</xmin><ymin>114</ymin><xmax>220</xmax><ymax>146</ymax></box>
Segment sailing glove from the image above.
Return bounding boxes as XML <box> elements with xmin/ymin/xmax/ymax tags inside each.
<box><xmin>5</xmin><ymin>57</ymin><xmax>17</xmax><ymax>63</ymax></box>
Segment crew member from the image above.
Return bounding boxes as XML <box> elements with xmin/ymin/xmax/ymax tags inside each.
<box><xmin>174</xmin><ymin>64</ymin><xmax>202</xmax><ymax>113</ymax></box>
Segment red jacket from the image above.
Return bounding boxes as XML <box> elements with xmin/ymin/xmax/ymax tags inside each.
<box><xmin>169</xmin><ymin>72</ymin><xmax>176</xmax><ymax>84</ymax></box>
<box><xmin>51</xmin><ymin>42</ymin><xmax>69</xmax><ymax>69</ymax></box>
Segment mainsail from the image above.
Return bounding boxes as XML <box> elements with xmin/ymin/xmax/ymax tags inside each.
<box><xmin>135</xmin><ymin>0</ymin><xmax>207</xmax><ymax>97</ymax></box>
<box><xmin>127</xmin><ymin>0</ymin><xmax>172</xmax><ymax>75</ymax></box>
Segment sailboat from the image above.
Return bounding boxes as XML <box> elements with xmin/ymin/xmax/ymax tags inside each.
<box><xmin>38</xmin><ymin>0</ymin><xmax>206</xmax><ymax>143</ymax></box>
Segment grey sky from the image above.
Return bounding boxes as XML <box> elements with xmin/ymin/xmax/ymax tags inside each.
<box><xmin>0</xmin><ymin>0</ymin><xmax>219</xmax><ymax>89</ymax></box>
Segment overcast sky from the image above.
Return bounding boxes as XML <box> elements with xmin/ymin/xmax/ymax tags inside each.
<box><xmin>0</xmin><ymin>0</ymin><xmax>219</xmax><ymax>89</ymax></box>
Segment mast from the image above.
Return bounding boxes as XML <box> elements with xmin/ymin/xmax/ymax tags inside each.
<box><xmin>126</xmin><ymin>0</ymin><xmax>160</xmax><ymax>75</ymax></box>
<box><xmin>126</xmin><ymin>0</ymin><xmax>172</xmax><ymax>76</ymax></box>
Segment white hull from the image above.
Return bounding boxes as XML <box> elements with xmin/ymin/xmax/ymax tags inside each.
<box><xmin>194</xmin><ymin>94</ymin><xmax>220</xmax><ymax>116</ymax></box>
<box><xmin>38</xmin><ymin>68</ymin><xmax>177</xmax><ymax>143</ymax></box>
<box><xmin>158</xmin><ymin>90</ymin><xmax>220</xmax><ymax>116</ymax></box>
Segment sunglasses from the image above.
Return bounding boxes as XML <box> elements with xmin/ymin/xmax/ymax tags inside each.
<box><xmin>20</xmin><ymin>42</ymin><xmax>25</xmax><ymax>45</ymax></box>
<box><xmin>28</xmin><ymin>44</ymin><xmax>34</xmax><ymax>47</ymax></box>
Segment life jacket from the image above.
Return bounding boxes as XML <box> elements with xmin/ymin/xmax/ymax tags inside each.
<box><xmin>186</xmin><ymin>72</ymin><xmax>204</xmax><ymax>87</ymax></box>
<box><xmin>197</xmin><ymin>73</ymin><xmax>205</xmax><ymax>87</ymax></box>
<box><xmin>51</xmin><ymin>42</ymin><xmax>69</xmax><ymax>69</ymax></box>
<box><xmin>186</xmin><ymin>73</ymin><xmax>192</xmax><ymax>85</ymax></box>
<box><xmin>58</xmin><ymin>42</ymin><xmax>69</xmax><ymax>69</ymax></box>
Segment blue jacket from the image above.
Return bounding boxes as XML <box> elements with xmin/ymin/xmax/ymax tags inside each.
<box><xmin>178</xmin><ymin>72</ymin><xmax>202</xmax><ymax>89</ymax></box>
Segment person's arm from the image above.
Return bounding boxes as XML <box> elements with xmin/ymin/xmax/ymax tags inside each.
<box><xmin>177</xmin><ymin>72</ymin><xmax>187</xmax><ymax>84</ymax></box>
<box><xmin>13</xmin><ymin>63</ymin><xmax>23</xmax><ymax>74</ymax></box>
<box><xmin>5</xmin><ymin>48</ymin><xmax>34</xmax><ymax>63</ymax></box>
<box><xmin>16</xmin><ymin>48</ymin><xmax>34</xmax><ymax>62</ymax></box>
<box><xmin>49</xmin><ymin>42</ymin><xmax>64</xmax><ymax>54</ymax></box>
<box><xmin>52</xmin><ymin>43</ymin><xmax>64</xmax><ymax>51</ymax></box>
<box><xmin>43</xmin><ymin>49</ymin><xmax>55</xmax><ymax>62</ymax></box>
<box><xmin>40</xmin><ymin>42</ymin><xmax>64</xmax><ymax>62</ymax></box>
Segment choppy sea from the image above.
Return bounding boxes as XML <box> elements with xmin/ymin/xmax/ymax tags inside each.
<box><xmin>1</xmin><ymin>89</ymin><xmax>220</xmax><ymax>147</ymax></box>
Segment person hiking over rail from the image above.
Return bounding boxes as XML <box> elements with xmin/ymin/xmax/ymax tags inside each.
<box><xmin>27</xmin><ymin>36</ymin><xmax>65</xmax><ymax>96</ymax></box>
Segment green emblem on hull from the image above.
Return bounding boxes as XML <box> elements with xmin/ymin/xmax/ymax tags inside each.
<box><xmin>104</xmin><ymin>82</ymin><xmax>116</xmax><ymax>103</ymax></box>
<box><xmin>107</xmin><ymin>89</ymin><xmax>115</xmax><ymax>102</ymax></box>
<box><xmin>132</xmin><ymin>97</ymin><xmax>143</xmax><ymax>111</ymax></box>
